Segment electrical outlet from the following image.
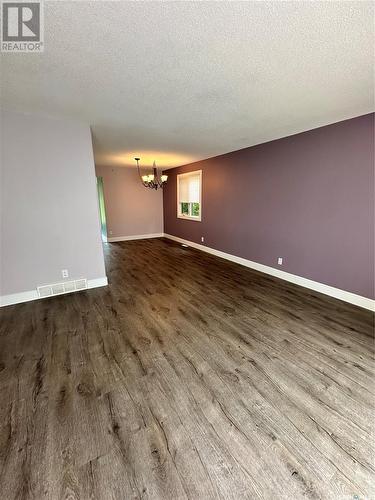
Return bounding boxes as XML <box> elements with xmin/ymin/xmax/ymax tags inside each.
<box><xmin>109</xmin><ymin>230</ymin><xmax>113</xmax><ymax>235</ymax></box>
<box><xmin>201</xmin><ymin>236</ymin><xmax>204</xmax><ymax>243</ymax></box>
<box><xmin>277</xmin><ymin>257</ymin><xmax>283</xmax><ymax>266</ymax></box>
<box><xmin>62</xmin><ymin>269</ymin><xmax>69</xmax><ymax>278</ymax></box>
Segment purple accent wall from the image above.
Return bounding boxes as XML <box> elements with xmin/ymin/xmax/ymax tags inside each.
<box><xmin>163</xmin><ymin>113</ymin><xmax>374</xmax><ymax>299</ymax></box>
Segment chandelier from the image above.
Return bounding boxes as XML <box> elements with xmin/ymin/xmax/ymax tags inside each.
<box><xmin>135</xmin><ymin>157</ymin><xmax>168</xmax><ymax>190</ymax></box>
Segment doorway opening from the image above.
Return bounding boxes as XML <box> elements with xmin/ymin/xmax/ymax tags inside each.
<box><xmin>96</xmin><ymin>176</ymin><xmax>108</xmax><ymax>242</ymax></box>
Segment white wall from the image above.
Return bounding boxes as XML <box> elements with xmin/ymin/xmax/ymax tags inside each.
<box><xmin>0</xmin><ymin>110</ymin><xmax>107</xmax><ymax>303</ymax></box>
<box><xmin>95</xmin><ymin>166</ymin><xmax>163</xmax><ymax>239</ymax></box>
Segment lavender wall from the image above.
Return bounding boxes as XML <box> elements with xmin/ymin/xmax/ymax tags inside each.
<box><xmin>163</xmin><ymin>114</ymin><xmax>374</xmax><ymax>299</ymax></box>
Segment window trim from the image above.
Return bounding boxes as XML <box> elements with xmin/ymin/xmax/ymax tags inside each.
<box><xmin>177</xmin><ymin>170</ymin><xmax>202</xmax><ymax>221</ymax></box>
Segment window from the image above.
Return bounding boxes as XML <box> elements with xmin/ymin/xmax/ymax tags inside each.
<box><xmin>177</xmin><ymin>170</ymin><xmax>202</xmax><ymax>221</ymax></box>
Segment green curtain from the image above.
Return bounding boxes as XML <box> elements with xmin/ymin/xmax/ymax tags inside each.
<box><xmin>97</xmin><ymin>176</ymin><xmax>107</xmax><ymax>242</ymax></box>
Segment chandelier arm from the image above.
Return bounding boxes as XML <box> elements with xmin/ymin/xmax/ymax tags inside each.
<box><xmin>135</xmin><ymin>158</ymin><xmax>145</xmax><ymax>183</ymax></box>
<box><xmin>156</xmin><ymin>166</ymin><xmax>164</xmax><ymax>188</ymax></box>
<box><xmin>135</xmin><ymin>157</ymin><xmax>151</xmax><ymax>188</ymax></box>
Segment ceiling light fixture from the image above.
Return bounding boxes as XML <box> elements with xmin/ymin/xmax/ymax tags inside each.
<box><xmin>135</xmin><ymin>157</ymin><xmax>168</xmax><ymax>190</ymax></box>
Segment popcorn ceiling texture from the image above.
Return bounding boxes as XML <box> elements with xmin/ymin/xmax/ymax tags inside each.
<box><xmin>1</xmin><ymin>1</ymin><xmax>374</xmax><ymax>168</ymax></box>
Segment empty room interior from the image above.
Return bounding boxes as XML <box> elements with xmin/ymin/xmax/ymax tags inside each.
<box><xmin>0</xmin><ymin>1</ymin><xmax>374</xmax><ymax>499</ymax></box>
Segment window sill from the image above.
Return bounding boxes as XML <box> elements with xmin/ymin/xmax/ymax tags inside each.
<box><xmin>177</xmin><ymin>214</ymin><xmax>201</xmax><ymax>222</ymax></box>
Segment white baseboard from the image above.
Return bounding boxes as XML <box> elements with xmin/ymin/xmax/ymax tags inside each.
<box><xmin>163</xmin><ymin>233</ymin><xmax>375</xmax><ymax>311</ymax></box>
<box><xmin>0</xmin><ymin>277</ymin><xmax>108</xmax><ymax>308</ymax></box>
<box><xmin>87</xmin><ymin>277</ymin><xmax>108</xmax><ymax>289</ymax></box>
<box><xmin>0</xmin><ymin>290</ymin><xmax>38</xmax><ymax>307</ymax></box>
<box><xmin>3</xmin><ymin>235</ymin><xmax>373</xmax><ymax>312</ymax></box>
<box><xmin>107</xmin><ymin>233</ymin><xmax>164</xmax><ymax>242</ymax></box>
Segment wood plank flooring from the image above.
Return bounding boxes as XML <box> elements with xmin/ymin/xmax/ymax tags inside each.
<box><xmin>0</xmin><ymin>237</ymin><xmax>374</xmax><ymax>500</ymax></box>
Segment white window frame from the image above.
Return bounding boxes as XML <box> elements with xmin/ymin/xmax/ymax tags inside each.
<box><xmin>177</xmin><ymin>170</ymin><xmax>202</xmax><ymax>221</ymax></box>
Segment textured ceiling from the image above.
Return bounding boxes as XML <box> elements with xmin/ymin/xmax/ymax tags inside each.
<box><xmin>1</xmin><ymin>1</ymin><xmax>374</xmax><ymax>169</ymax></box>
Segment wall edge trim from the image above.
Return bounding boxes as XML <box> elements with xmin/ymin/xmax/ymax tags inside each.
<box><xmin>107</xmin><ymin>233</ymin><xmax>164</xmax><ymax>242</ymax></box>
<box><xmin>0</xmin><ymin>277</ymin><xmax>108</xmax><ymax>307</ymax></box>
<box><xmin>163</xmin><ymin>233</ymin><xmax>375</xmax><ymax>311</ymax></box>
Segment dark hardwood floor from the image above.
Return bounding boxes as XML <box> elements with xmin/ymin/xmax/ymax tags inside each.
<box><xmin>0</xmin><ymin>237</ymin><xmax>374</xmax><ymax>500</ymax></box>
